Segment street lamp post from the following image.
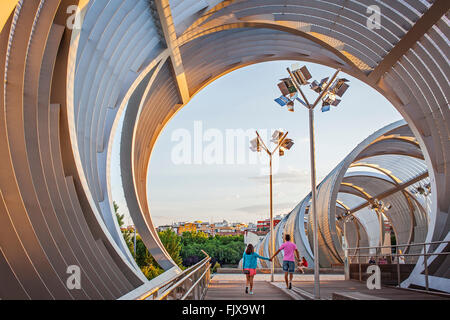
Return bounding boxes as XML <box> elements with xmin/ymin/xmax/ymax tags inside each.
<box><xmin>250</xmin><ymin>130</ymin><xmax>294</xmax><ymax>282</ymax></box>
<box><xmin>342</xmin><ymin>214</ymin><xmax>352</xmax><ymax>280</ymax></box>
<box><xmin>269</xmin><ymin>151</ymin><xmax>274</xmax><ymax>282</ymax></box>
<box><xmin>336</xmin><ymin>211</ymin><xmax>353</xmax><ymax>280</ymax></box>
<box><xmin>377</xmin><ymin>208</ymin><xmax>384</xmax><ymax>248</ymax></box>
<box><xmin>370</xmin><ymin>199</ymin><xmax>392</xmax><ymax>260</ymax></box>
<box><xmin>273</xmin><ymin>64</ymin><xmax>350</xmax><ymax>299</ymax></box>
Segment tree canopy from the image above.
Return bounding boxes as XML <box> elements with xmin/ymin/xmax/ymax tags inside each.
<box><xmin>115</xmin><ymin>208</ymin><xmax>245</xmax><ymax>280</ymax></box>
<box><xmin>180</xmin><ymin>231</ymin><xmax>245</xmax><ymax>267</ymax></box>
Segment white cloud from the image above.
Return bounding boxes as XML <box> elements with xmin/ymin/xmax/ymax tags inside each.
<box><xmin>234</xmin><ymin>202</ymin><xmax>297</xmax><ymax>215</ymax></box>
<box><xmin>248</xmin><ymin>167</ymin><xmax>310</xmax><ymax>184</ymax></box>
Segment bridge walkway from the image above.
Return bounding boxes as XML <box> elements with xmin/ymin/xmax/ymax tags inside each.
<box><xmin>203</xmin><ymin>274</ymin><xmax>449</xmax><ymax>300</ymax></box>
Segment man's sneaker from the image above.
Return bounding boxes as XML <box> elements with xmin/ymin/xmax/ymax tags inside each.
<box><xmin>289</xmin><ymin>282</ymin><xmax>292</xmax><ymax>290</ymax></box>
<box><xmin>245</xmin><ymin>287</ymin><xmax>248</xmax><ymax>294</ymax></box>
<box><xmin>249</xmin><ymin>291</ymin><xmax>254</xmax><ymax>295</ymax></box>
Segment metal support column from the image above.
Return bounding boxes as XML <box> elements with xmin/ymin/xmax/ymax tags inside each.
<box><xmin>308</xmin><ymin>107</ymin><xmax>320</xmax><ymax>299</ymax></box>
<box><xmin>270</xmin><ymin>155</ymin><xmax>275</xmax><ymax>282</ymax></box>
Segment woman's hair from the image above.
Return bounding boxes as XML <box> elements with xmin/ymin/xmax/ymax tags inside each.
<box><xmin>245</xmin><ymin>244</ymin><xmax>254</xmax><ymax>255</ymax></box>
<box><xmin>285</xmin><ymin>234</ymin><xmax>291</xmax><ymax>241</ymax></box>
<box><xmin>302</xmin><ymin>257</ymin><xmax>306</xmax><ymax>262</ymax></box>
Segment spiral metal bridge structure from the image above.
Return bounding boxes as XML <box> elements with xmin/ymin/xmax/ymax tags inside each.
<box><xmin>256</xmin><ymin>120</ymin><xmax>450</xmax><ymax>292</ymax></box>
<box><xmin>0</xmin><ymin>0</ymin><xmax>448</xmax><ymax>299</ymax></box>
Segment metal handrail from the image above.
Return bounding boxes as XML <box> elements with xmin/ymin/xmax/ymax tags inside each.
<box><xmin>138</xmin><ymin>286</ymin><xmax>160</xmax><ymax>300</ymax></box>
<box><xmin>344</xmin><ymin>240</ymin><xmax>449</xmax><ymax>291</ymax></box>
<box><xmin>138</xmin><ymin>250</ymin><xmax>211</xmax><ymax>300</ymax></box>
<box><xmin>347</xmin><ymin>240</ymin><xmax>449</xmax><ymax>251</ymax></box>
<box><xmin>180</xmin><ymin>265</ymin><xmax>210</xmax><ymax>300</ymax></box>
<box><xmin>157</xmin><ymin>255</ymin><xmax>211</xmax><ymax>300</ymax></box>
<box><xmin>349</xmin><ymin>252</ymin><xmax>449</xmax><ymax>258</ymax></box>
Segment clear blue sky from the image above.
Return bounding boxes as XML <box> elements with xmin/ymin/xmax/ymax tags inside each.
<box><xmin>111</xmin><ymin>60</ymin><xmax>402</xmax><ymax>227</ymax></box>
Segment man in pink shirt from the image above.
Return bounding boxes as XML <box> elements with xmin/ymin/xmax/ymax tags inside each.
<box><xmin>271</xmin><ymin>234</ymin><xmax>300</xmax><ymax>289</ymax></box>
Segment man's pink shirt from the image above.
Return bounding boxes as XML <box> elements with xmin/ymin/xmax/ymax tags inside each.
<box><xmin>279</xmin><ymin>241</ymin><xmax>297</xmax><ymax>261</ymax></box>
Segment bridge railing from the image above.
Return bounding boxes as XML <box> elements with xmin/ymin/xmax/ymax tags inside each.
<box><xmin>137</xmin><ymin>250</ymin><xmax>211</xmax><ymax>300</ymax></box>
<box><xmin>345</xmin><ymin>240</ymin><xmax>449</xmax><ymax>291</ymax></box>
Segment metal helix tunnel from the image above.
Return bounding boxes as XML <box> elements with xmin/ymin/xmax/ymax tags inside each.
<box><xmin>255</xmin><ymin>120</ymin><xmax>445</xmax><ymax>289</ymax></box>
<box><xmin>0</xmin><ymin>0</ymin><xmax>448</xmax><ymax>299</ymax></box>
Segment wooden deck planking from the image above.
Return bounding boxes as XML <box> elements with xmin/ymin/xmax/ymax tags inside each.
<box><xmin>291</xmin><ymin>280</ymin><xmax>450</xmax><ymax>300</ymax></box>
<box><xmin>204</xmin><ymin>280</ymin><xmax>294</xmax><ymax>300</ymax></box>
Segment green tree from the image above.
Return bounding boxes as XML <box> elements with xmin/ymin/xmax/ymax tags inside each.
<box><xmin>114</xmin><ymin>212</ymin><xmax>245</xmax><ymax>278</ymax></box>
<box><xmin>134</xmin><ymin>230</ymin><xmax>185</xmax><ymax>279</ymax></box>
<box><xmin>158</xmin><ymin>229</ymin><xmax>184</xmax><ymax>268</ymax></box>
<box><xmin>114</xmin><ymin>201</ymin><xmax>134</xmax><ymax>256</ymax></box>
<box><xmin>181</xmin><ymin>231</ymin><xmax>209</xmax><ymax>246</ymax></box>
<box><xmin>113</xmin><ymin>202</ymin><xmax>187</xmax><ymax>279</ymax></box>
<box><xmin>141</xmin><ymin>264</ymin><xmax>164</xmax><ymax>279</ymax></box>
<box><xmin>114</xmin><ymin>201</ymin><xmax>124</xmax><ymax>227</ymax></box>
<box><xmin>180</xmin><ymin>233</ymin><xmax>245</xmax><ymax>267</ymax></box>
<box><xmin>134</xmin><ymin>235</ymin><xmax>151</xmax><ymax>267</ymax></box>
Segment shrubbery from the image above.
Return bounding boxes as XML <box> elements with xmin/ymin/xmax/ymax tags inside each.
<box><xmin>180</xmin><ymin>231</ymin><xmax>245</xmax><ymax>268</ymax></box>
<box><xmin>211</xmin><ymin>262</ymin><xmax>221</xmax><ymax>273</ymax></box>
<box><xmin>115</xmin><ymin>205</ymin><xmax>245</xmax><ymax>280</ymax></box>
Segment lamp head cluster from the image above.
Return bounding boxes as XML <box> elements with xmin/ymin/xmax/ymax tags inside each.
<box><xmin>370</xmin><ymin>199</ymin><xmax>392</xmax><ymax>212</ymax></box>
<box><xmin>275</xmin><ymin>78</ymin><xmax>299</xmax><ymax>112</ymax></box>
<box><xmin>274</xmin><ymin>64</ymin><xmax>350</xmax><ymax>112</ymax></box>
<box><xmin>271</xmin><ymin>130</ymin><xmax>294</xmax><ymax>156</ymax></box>
<box><xmin>249</xmin><ymin>137</ymin><xmax>261</xmax><ymax>153</ymax></box>
<box><xmin>412</xmin><ymin>182</ymin><xmax>431</xmax><ymax>196</ymax></box>
<box><xmin>336</xmin><ymin>210</ymin><xmax>353</xmax><ymax>222</ymax></box>
<box><xmin>250</xmin><ymin>130</ymin><xmax>294</xmax><ymax>157</ymax></box>
<box><xmin>310</xmin><ymin>77</ymin><xmax>329</xmax><ymax>94</ymax></box>
<box><xmin>321</xmin><ymin>78</ymin><xmax>350</xmax><ymax>109</ymax></box>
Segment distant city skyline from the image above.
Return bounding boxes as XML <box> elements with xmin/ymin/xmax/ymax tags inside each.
<box><xmin>155</xmin><ymin>215</ymin><xmax>286</xmax><ymax>227</ymax></box>
<box><xmin>111</xmin><ymin>60</ymin><xmax>403</xmax><ymax>227</ymax></box>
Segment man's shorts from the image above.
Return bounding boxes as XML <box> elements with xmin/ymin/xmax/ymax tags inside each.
<box><xmin>283</xmin><ymin>260</ymin><xmax>295</xmax><ymax>273</ymax></box>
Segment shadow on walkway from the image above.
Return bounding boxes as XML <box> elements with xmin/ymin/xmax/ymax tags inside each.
<box><xmin>204</xmin><ymin>280</ymin><xmax>293</xmax><ymax>300</ymax></box>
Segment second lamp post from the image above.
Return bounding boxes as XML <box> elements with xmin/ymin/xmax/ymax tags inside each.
<box><xmin>250</xmin><ymin>130</ymin><xmax>294</xmax><ymax>282</ymax></box>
